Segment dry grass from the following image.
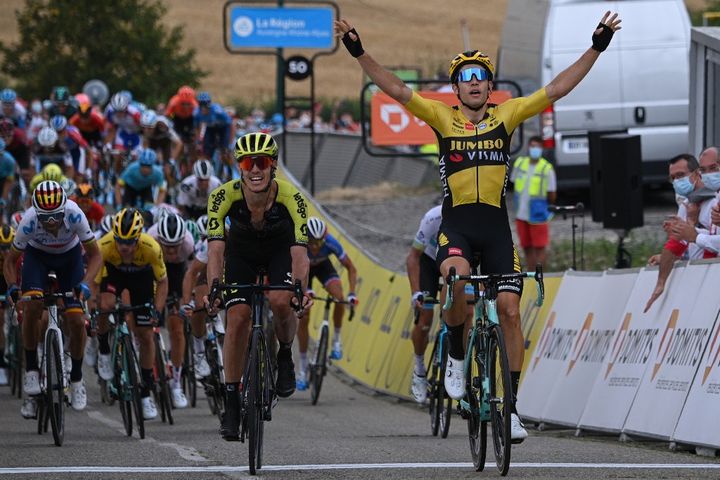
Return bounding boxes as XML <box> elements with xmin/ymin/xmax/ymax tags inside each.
<box><xmin>0</xmin><ymin>0</ymin><xmax>712</xmax><ymax>103</ymax></box>
<box><xmin>315</xmin><ymin>181</ymin><xmax>436</xmax><ymax>202</ymax></box>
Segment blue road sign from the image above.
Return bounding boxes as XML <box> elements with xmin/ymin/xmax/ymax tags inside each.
<box><xmin>229</xmin><ymin>6</ymin><xmax>334</xmax><ymax>49</ymax></box>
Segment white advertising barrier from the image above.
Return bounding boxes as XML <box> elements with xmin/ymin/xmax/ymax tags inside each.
<box><xmin>623</xmin><ymin>262</ymin><xmax>714</xmax><ymax>440</ymax></box>
<box><xmin>541</xmin><ymin>269</ymin><xmax>640</xmax><ymax>427</ymax></box>
<box><xmin>517</xmin><ymin>271</ymin><xmax>603</xmax><ymax>422</ymax></box>
<box><xmin>672</xmin><ymin>263</ymin><xmax>720</xmax><ymax>449</ymax></box>
<box><xmin>578</xmin><ymin>265</ymin><xmax>687</xmax><ymax>433</ymax></box>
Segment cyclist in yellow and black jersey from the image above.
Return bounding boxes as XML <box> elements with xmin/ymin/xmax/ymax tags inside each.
<box><xmin>336</xmin><ymin>12</ymin><xmax>621</xmax><ymax>442</ymax></box>
<box><xmin>205</xmin><ymin>132</ymin><xmax>311</xmax><ymax>441</ymax></box>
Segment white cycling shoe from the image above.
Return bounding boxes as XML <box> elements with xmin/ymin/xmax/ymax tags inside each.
<box><xmin>411</xmin><ymin>371</ymin><xmax>428</xmax><ymax>404</ymax></box>
<box><xmin>97</xmin><ymin>354</ymin><xmax>114</xmax><ymax>381</ymax></box>
<box><xmin>142</xmin><ymin>396</ymin><xmax>158</xmax><ymax>419</ymax></box>
<box><xmin>171</xmin><ymin>387</ymin><xmax>188</xmax><ymax>409</ymax></box>
<box><xmin>444</xmin><ymin>356</ymin><xmax>465</xmax><ymax>400</ymax></box>
<box><xmin>21</xmin><ymin>398</ymin><xmax>38</xmax><ymax>419</ymax></box>
<box><xmin>194</xmin><ymin>352</ymin><xmax>211</xmax><ymax>378</ymax></box>
<box><xmin>511</xmin><ymin>413</ymin><xmax>529</xmax><ymax>443</ymax></box>
<box><xmin>70</xmin><ymin>380</ymin><xmax>87</xmax><ymax>411</ymax></box>
<box><xmin>23</xmin><ymin>370</ymin><xmax>41</xmax><ymax>395</ymax></box>
<box><xmin>84</xmin><ymin>337</ymin><xmax>98</xmax><ymax>367</ymax></box>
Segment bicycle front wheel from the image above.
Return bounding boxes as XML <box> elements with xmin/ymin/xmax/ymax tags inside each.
<box><xmin>310</xmin><ymin>324</ymin><xmax>328</xmax><ymax>406</ymax></box>
<box><xmin>114</xmin><ymin>339</ymin><xmax>132</xmax><ymax>436</ymax></box>
<box><xmin>45</xmin><ymin>329</ymin><xmax>65</xmax><ymax>446</ymax></box>
<box><xmin>488</xmin><ymin>324</ymin><xmax>512</xmax><ymax>476</ymax></box>
<box><xmin>183</xmin><ymin>331</ymin><xmax>197</xmax><ymax>408</ymax></box>
<box><xmin>466</xmin><ymin>331</ymin><xmax>486</xmax><ymax>471</ymax></box>
<box><xmin>439</xmin><ymin>334</ymin><xmax>453</xmax><ymax>439</ymax></box>
<box><xmin>125</xmin><ymin>336</ymin><xmax>145</xmax><ymax>440</ymax></box>
<box><xmin>246</xmin><ymin>330</ymin><xmax>263</xmax><ymax>475</ymax></box>
<box><xmin>427</xmin><ymin>336</ymin><xmax>441</xmax><ymax>437</ymax></box>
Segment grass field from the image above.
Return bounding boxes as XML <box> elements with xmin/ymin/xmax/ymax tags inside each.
<box><xmin>0</xmin><ymin>0</ymin><xmax>712</xmax><ymax>105</ymax></box>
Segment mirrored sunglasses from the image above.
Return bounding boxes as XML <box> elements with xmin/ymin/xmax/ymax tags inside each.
<box><xmin>238</xmin><ymin>155</ymin><xmax>273</xmax><ymax>171</ymax></box>
<box><xmin>457</xmin><ymin>67</ymin><xmax>490</xmax><ymax>83</ymax></box>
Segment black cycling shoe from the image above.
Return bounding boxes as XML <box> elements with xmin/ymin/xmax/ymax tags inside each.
<box><xmin>220</xmin><ymin>403</ymin><xmax>240</xmax><ymax>441</ymax></box>
<box><xmin>275</xmin><ymin>355</ymin><xmax>296</xmax><ymax>398</ymax></box>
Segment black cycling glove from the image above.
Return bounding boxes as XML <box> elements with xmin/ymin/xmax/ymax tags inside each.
<box><xmin>591</xmin><ymin>22</ymin><xmax>614</xmax><ymax>52</ymax></box>
<box><xmin>341</xmin><ymin>28</ymin><xmax>365</xmax><ymax>58</ymax></box>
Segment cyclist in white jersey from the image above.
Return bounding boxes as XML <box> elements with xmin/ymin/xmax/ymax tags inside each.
<box><xmin>3</xmin><ymin>181</ymin><xmax>102</xmax><ymax>417</ymax></box>
<box><xmin>176</xmin><ymin>159</ymin><xmax>222</xmax><ymax>219</ymax></box>
<box><xmin>406</xmin><ymin>205</ymin><xmax>442</xmax><ymax>402</ymax></box>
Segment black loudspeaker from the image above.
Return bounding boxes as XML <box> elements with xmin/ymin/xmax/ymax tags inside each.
<box><xmin>599</xmin><ymin>134</ymin><xmax>643</xmax><ymax>230</ymax></box>
<box><xmin>588</xmin><ymin>129</ymin><xmax>626</xmax><ymax>222</ymax></box>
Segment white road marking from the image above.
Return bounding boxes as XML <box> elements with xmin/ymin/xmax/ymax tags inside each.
<box><xmin>85</xmin><ymin>409</ymin><xmax>208</xmax><ymax>462</ymax></box>
<box><xmin>1</xmin><ymin>462</ymin><xmax>719</xmax><ymax>474</ymax></box>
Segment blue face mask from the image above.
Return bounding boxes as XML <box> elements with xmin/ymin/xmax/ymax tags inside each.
<box><xmin>673</xmin><ymin>176</ymin><xmax>694</xmax><ymax>197</ymax></box>
<box><xmin>528</xmin><ymin>146</ymin><xmax>543</xmax><ymax>159</ymax></box>
<box><xmin>702</xmin><ymin>172</ymin><xmax>720</xmax><ymax>191</ymax></box>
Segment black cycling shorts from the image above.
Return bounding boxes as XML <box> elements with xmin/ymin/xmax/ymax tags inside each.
<box><xmin>223</xmin><ymin>248</ymin><xmax>292</xmax><ymax>308</ymax></box>
<box><xmin>436</xmin><ymin>210</ymin><xmax>523</xmax><ymax>296</ymax></box>
<box><xmin>100</xmin><ymin>264</ymin><xmax>155</xmax><ymax>326</ymax></box>
<box><xmin>165</xmin><ymin>261</ymin><xmax>185</xmax><ymax>299</ymax></box>
<box><xmin>419</xmin><ymin>253</ymin><xmax>441</xmax><ymax>300</ymax></box>
<box><xmin>309</xmin><ymin>259</ymin><xmax>340</xmax><ymax>288</ymax></box>
<box><xmin>122</xmin><ymin>186</ymin><xmax>153</xmax><ymax>209</ymax></box>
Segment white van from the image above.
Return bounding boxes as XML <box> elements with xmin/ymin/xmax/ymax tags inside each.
<box><xmin>497</xmin><ymin>0</ymin><xmax>691</xmax><ymax>188</ymax></box>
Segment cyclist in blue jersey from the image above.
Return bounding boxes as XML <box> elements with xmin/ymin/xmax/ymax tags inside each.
<box><xmin>193</xmin><ymin>92</ymin><xmax>231</xmax><ymax>167</ymax></box>
<box><xmin>0</xmin><ymin>139</ymin><xmax>16</xmax><ymax>205</ymax></box>
<box><xmin>296</xmin><ymin>217</ymin><xmax>357</xmax><ymax>390</ymax></box>
<box><xmin>114</xmin><ymin>148</ymin><xmax>167</xmax><ymax>208</ymax></box>
<box><xmin>0</xmin><ymin>88</ymin><xmax>26</xmax><ymax>129</ymax></box>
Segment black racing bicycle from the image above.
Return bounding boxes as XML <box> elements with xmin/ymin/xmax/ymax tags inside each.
<box><xmin>209</xmin><ymin>275</ymin><xmax>303</xmax><ymax>475</ymax></box>
<box><xmin>307</xmin><ymin>296</ymin><xmax>354</xmax><ymax>406</ymax></box>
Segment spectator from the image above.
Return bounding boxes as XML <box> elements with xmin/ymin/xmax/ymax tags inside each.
<box><xmin>509</xmin><ymin>135</ymin><xmax>556</xmax><ymax>269</ymax></box>
<box><xmin>644</xmin><ymin>149</ymin><xmax>719</xmax><ymax>312</ymax></box>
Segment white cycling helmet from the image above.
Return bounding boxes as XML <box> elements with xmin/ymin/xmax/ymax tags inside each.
<box><xmin>110</xmin><ymin>92</ymin><xmax>130</xmax><ymax>112</ymax></box>
<box><xmin>193</xmin><ymin>159</ymin><xmax>213</xmax><ymax>180</ymax></box>
<box><xmin>196</xmin><ymin>214</ymin><xmax>208</xmax><ymax>237</ymax></box>
<box><xmin>37</xmin><ymin>126</ymin><xmax>58</xmax><ymax>147</ymax></box>
<box><xmin>307</xmin><ymin>216</ymin><xmax>326</xmax><ymax>240</ymax></box>
<box><xmin>100</xmin><ymin>214</ymin><xmax>114</xmax><ymax>234</ymax></box>
<box><xmin>140</xmin><ymin>110</ymin><xmax>158</xmax><ymax>128</ymax></box>
<box><xmin>157</xmin><ymin>213</ymin><xmax>187</xmax><ymax>245</ymax></box>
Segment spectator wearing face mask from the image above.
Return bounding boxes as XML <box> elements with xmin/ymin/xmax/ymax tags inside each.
<box><xmin>645</xmin><ymin>148</ymin><xmax>720</xmax><ymax>312</ymax></box>
<box><xmin>510</xmin><ymin>135</ymin><xmax>556</xmax><ymax>269</ymax></box>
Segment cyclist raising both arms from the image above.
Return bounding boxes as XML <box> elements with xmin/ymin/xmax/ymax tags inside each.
<box><xmin>204</xmin><ymin>132</ymin><xmax>311</xmax><ymax>441</ymax></box>
<box><xmin>296</xmin><ymin>216</ymin><xmax>357</xmax><ymax>391</ymax></box>
<box><xmin>3</xmin><ymin>181</ymin><xmax>102</xmax><ymax>416</ymax></box>
<box><xmin>336</xmin><ymin>12</ymin><xmax>621</xmax><ymax>441</ymax></box>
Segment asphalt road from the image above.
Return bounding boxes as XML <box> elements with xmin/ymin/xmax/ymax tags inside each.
<box><xmin>1</xmin><ymin>365</ymin><xmax>719</xmax><ymax>480</ymax></box>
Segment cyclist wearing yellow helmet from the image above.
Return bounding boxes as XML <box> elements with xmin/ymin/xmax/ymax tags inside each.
<box><xmin>336</xmin><ymin>12</ymin><xmax>621</xmax><ymax>441</ymax></box>
<box><xmin>0</xmin><ymin>224</ymin><xmax>14</xmax><ymax>385</ymax></box>
<box><xmin>28</xmin><ymin>163</ymin><xmax>76</xmax><ymax>201</ymax></box>
<box><xmin>93</xmin><ymin>207</ymin><xmax>168</xmax><ymax>420</ymax></box>
<box><xmin>205</xmin><ymin>131</ymin><xmax>311</xmax><ymax>440</ymax></box>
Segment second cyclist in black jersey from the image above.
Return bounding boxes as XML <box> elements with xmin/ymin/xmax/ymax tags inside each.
<box><xmin>204</xmin><ymin>132</ymin><xmax>311</xmax><ymax>441</ymax></box>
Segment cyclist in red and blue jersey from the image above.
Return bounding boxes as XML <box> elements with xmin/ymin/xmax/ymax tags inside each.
<box><xmin>166</xmin><ymin>86</ymin><xmax>198</xmax><ymax>144</ymax></box>
<box><xmin>193</xmin><ymin>92</ymin><xmax>231</xmax><ymax>163</ymax></box>
<box><xmin>104</xmin><ymin>92</ymin><xmax>142</xmax><ymax>151</ymax></box>
<box><xmin>296</xmin><ymin>216</ymin><xmax>357</xmax><ymax>390</ymax></box>
<box><xmin>50</xmin><ymin>115</ymin><xmax>94</xmax><ymax>181</ymax></box>
<box><xmin>70</xmin><ymin>94</ymin><xmax>105</xmax><ymax>148</ymax></box>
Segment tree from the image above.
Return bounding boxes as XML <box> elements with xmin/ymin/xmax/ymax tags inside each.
<box><xmin>0</xmin><ymin>0</ymin><xmax>206</xmax><ymax>105</ymax></box>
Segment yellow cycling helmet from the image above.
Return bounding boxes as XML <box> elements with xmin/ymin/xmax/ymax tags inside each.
<box><xmin>448</xmin><ymin>50</ymin><xmax>495</xmax><ymax>83</ymax></box>
<box><xmin>112</xmin><ymin>208</ymin><xmax>144</xmax><ymax>241</ymax></box>
<box><xmin>0</xmin><ymin>224</ymin><xmax>14</xmax><ymax>247</ymax></box>
<box><xmin>234</xmin><ymin>132</ymin><xmax>278</xmax><ymax>160</ymax></box>
<box><xmin>41</xmin><ymin>163</ymin><xmax>63</xmax><ymax>182</ymax></box>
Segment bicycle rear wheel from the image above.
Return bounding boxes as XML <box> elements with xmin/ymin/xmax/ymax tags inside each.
<box><xmin>488</xmin><ymin>325</ymin><xmax>512</xmax><ymax>476</ymax></box>
<box><xmin>439</xmin><ymin>335</ymin><xmax>453</xmax><ymax>439</ymax></box>
<box><xmin>466</xmin><ymin>332</ymin><xmax>487</xmax><ymax>471</ymax></box>
<box><xmin>154</xmin><ymin>335</ymin><xmax>174</xmax><ymax>425</ymax></box>
<box><xmin>247</xmin><ymin>329</ymin><xmax>264</xmax><ymax>475</ymax></box>
<box><xmin>46</xmin><ymin>329</ymin><xmax>65</xmax><ymax>446</ymax></box>
<box><xmin>310</xmin><ymin>324</ymin><xmax>328</xmax><ymax>406</ymax></box>
<box><xmin>125</xmin><ymin>336</ymin><xmax>145</xmax><ymax>440</ymax></box>
<box><xmin>183</xmin><ymin>331</ymin><xmax>197</xmax><ymax>408</ymax></box>
<box><xmin>427</xmin><ymin>336</ymin><xmax>441</xmax><ymax>437</ymax></box>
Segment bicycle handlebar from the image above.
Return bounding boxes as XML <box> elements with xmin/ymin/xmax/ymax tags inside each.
<box><xmin>443</xmin><ymin>264</ymin><xmax>545</xmax><ymax>311</ymax></box>
<box><xmin>311</xmin><ymin>296</ymin><xmax>356</xmax><ymax>321</ymax></box>
<box><xmin>19</xmin><ymin>291</ymin><xmax>76</xmax><ymax>302</ymax></box>
<box><xmin>209</xmin><ymin>278</ymin><xmax>304</xmax><ymax>313</ymax></box>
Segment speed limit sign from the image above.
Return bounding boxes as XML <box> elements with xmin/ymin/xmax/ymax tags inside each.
<box><xmin>285</xmin><ymin>55</ymin><xmax>312</xmax><ymax>81</ymax></box>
